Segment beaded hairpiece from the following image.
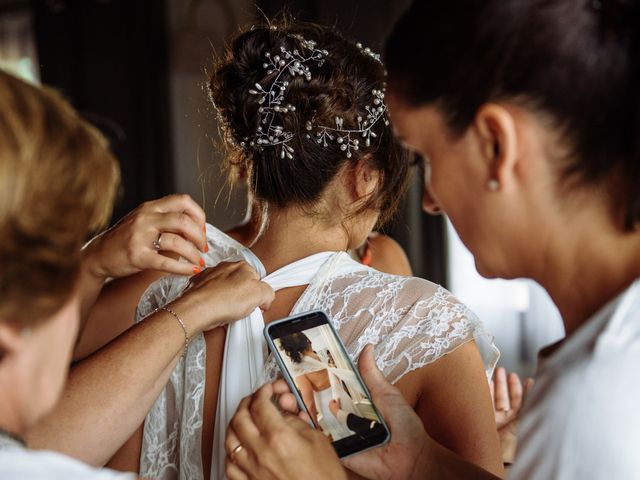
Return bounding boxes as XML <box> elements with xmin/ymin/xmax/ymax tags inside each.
<box><xmin>238</xmin><ymin>35</ymin><xmax>389</xmax><ymax>160</ymax></box>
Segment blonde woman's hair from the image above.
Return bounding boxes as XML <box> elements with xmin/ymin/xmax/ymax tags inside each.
<box><xmin>0</xmin><ymin>70</ymin><xmax>120</xmax><ymax>326</ymax></box>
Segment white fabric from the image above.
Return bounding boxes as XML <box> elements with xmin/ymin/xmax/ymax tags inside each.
<box><xmin>212</xmin><ymin>250</ymin><xmax>336</xmax><ymax>480</ymax></box>
<box><xmin>510</xmin><ymin>278</ymin><xmax>640</xmax><ymax>480</ymax></box>
<box><xmin>136</xmin><ymin>225</ymin><xmax>499</xmax><ymax>480</ymax></box>
<box><xmin>0</xmin><ymin>447</ymin><xmax>135</xmax><ymax>480</ymax></box>
<box><xmin>314</xmin><ymin>387</ymin><xmax>352</xmax><ymax>439</ymax></box>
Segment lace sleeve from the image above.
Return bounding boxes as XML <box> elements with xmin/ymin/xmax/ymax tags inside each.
<box><xmin>135</xmin><ymin>274</ymin><xmax>190</xmax><ymax>324</ymax></box>
<box><xmin>135</xmin><ymin>273</ymin><xmax>207</xmax><ymax>480</ymax></box>
<box><xmin>371</xmin><ymin>281</ymin><xmax>498</xmax><ymax>383</ymax></box>
<box><xmin>293</xmin><ymin>271</ymin><xmax>499</xmax><ymax>385</ymax></box>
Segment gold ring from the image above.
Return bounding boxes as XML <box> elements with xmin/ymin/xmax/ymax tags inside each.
<box><xmin>230</xmin><ymin>443</ymin><xmax>244</xmax><ymax>461</ymax></box>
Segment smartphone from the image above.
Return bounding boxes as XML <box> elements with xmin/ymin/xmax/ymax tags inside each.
<box><xmin>264</xmin><ymin>310</ymin><xmax>390</xmax><ymax>458</ymax></box>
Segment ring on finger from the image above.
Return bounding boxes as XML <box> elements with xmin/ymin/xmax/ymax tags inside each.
<box><xmin>229</xmin><ymin>443</ymin><xmax>244</xmax><ymax>462</ymax></box>
<box><xmin>153</xmin><ymin>233</ymin><xmax>163</xmax><ymax>251</ymax></box>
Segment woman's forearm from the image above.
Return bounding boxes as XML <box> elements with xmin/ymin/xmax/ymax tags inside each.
<box><xmin>26</xmin><ymin>309</ymin><xmax>187</xmax><ymax>466</ymax></box>
<box><xmin>73</xmin><ymin>270</ymin><xmax>167</xmax><ymax>362</ymax></box>
<box><xmin>76</xmin><ymin>257</ymin><xmax>108</xmax><ymax>330</ymax></box>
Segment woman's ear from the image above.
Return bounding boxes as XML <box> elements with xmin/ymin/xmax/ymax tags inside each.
<box><xmin>473</xmin><ymin>103</ymin><xmax>519</xmax><ymax>191</ymax></box>
<box><xmin>352</xmin><ymin>155</ymin><xmax>381</xmax><ymax>201</ymax></box>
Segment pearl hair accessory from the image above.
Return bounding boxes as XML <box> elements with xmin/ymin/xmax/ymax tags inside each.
<box><xmin>355</xmin><ymin>42</ymin><xmax>382</xmax><ymax>64</ymax></box>
<box><xmin>241</xmin><ymin>35</ymin><xmax>328</xmax><ymax>160</ymax></box>
<box><xmin>238</xmin><ymin>34</ymin><xmax>390</xmax><ymax>161</ymax></box>
<box><xmin>306</xmin><ymin>88</ymin><xmax>389</xmax><ymax>159</ymax></box>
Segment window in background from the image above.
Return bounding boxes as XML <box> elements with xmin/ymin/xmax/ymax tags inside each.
<box><xmin>0</xmin><ymin>8</ymin><xmax>39</xmax><ymax>84</ymax></box>
<box><xmin>446</xmin><ymin>220</ymin><xmax>564</xmax><ymax>378</ymax></box>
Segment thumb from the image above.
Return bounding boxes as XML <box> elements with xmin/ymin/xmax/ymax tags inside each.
<box><xmin>523</xmin><ymin>378</ymin><xmax>535</xmax><ymax>398</ymax></box>
<box><xmin>259</xmin><ymin>281</ymin><xmax>275</xmax><ymax>307</ymax></box>
<box><xmin>358</xmin><ymin>344</ymin><xmax>390</xmax><ymax>397</ymax></box>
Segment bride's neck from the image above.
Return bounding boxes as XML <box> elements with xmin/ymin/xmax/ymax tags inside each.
<box><xmin>250</xmin><ymin>206</ymin><xmax>348</xmax><ymax>274</ymax></box>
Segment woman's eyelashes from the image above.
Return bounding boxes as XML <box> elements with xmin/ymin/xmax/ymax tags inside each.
<box><xmin>409</xmin><ymin>153</ymin><xmax>433</xmax><ymax>188</ymax></box>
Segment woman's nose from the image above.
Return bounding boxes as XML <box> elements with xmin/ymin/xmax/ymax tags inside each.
<box><xmin>422</xmin><ymin>185</ymin><xmax>442</xmax><ymax>215</ymax></box>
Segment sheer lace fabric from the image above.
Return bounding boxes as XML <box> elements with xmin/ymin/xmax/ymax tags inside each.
<box><xmin>136</xmin><ymin>225</ymin><xmax>499</xmax><ymax>480</ymax></box>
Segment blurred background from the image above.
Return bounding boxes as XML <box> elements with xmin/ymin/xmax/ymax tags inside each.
<box><xmin>0</xmin><ymin>0</ymin><xmax>563</xmax><ymax>378</ymax></box>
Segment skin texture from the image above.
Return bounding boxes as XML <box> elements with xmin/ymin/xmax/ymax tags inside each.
<box><xmin>0</xmin><ymin>294</ymin><xmax>80</xmax><ymax>437</ymax></box>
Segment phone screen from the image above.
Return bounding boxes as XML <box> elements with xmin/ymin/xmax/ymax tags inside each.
<box><xmin>265</xmin><ymin>311</ymin><xmax>389</xmax><ymax>458</ymax></box>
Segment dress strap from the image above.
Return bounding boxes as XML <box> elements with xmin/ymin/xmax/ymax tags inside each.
<box><xmin>212</xmin><ymin>250</ymin><xmax>339</xmax><ymax>480</ymax></box>
<box><xmin>263</xmin><ymin>252</ymin><xmax>337</xmax><ymax>290</ymax></box>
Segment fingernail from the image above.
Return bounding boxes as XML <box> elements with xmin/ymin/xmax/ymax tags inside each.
<box><xmin>204</xmin><ymin>243</ymin><xmax>209</xmax><ymax>253</ymax></box>
<box><xmin>193</xmin><ymin>266</ymin><xmax>201</xmax><ymax>275</ymax></box>
<box><xmin>199</xmin><ymin>258</ymin><xmax>205</xmax><ymax>268</ymax></box>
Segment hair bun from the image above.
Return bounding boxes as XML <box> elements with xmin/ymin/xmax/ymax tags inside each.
<box><xmin>209</xmin><ymin>19</ymin><xmax>409</xmax><ymax>225</ymax></box>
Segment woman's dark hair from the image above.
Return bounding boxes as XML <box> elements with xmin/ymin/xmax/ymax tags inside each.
<box><xmin>210</xmin><ymin>17</ymin><xmax>410</xmax><ymax>225</ymax></box>
<box><xmin>386</xmin><ymin>0</ymin><xmax>640</xmax><ymax>229</ymax></box>
<box><xmin>279</xmin><ymin>332</ymin><xmax>312</xmax><ymax>363</ymax></box>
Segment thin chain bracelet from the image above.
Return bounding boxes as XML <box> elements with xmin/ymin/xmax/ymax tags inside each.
<box><xmin>158</xmin><ymin>306</ymin><xmax>190</xmax><ymax>358</ymax></box>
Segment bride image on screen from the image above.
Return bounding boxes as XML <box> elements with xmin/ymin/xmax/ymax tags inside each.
<box><xmin>278</xmin><ymin>330</ymin><xmax>375</xmax><ymax>442</ymax></box>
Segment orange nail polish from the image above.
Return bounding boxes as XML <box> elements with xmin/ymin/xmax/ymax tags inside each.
<box><xmin>193</xmin><ymin>266</ymin><xmax>201</xmax><ymax>275</ymax></box>
<box><xmin>204</xmin><ymin>243</ymin><xmax>209</xmax><ymax>253</ymax></box>
<box><xmin>199</xmin><ymin>258</ymin><xmax>205</xmax><ymax>268</ymax></box>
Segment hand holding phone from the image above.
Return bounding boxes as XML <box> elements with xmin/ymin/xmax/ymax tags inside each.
<box><xmin>264</xmin><ymin>310</ymin><xmax>390</xmax><ymax>458</ymax></box>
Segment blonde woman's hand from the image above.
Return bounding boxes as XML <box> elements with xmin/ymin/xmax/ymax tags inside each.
<box><xmin>490</xmin><ymin>367</ymin><xmax>535</xmax><ymax>464</ymax></box>
<box><xmin>83</xmin><ymin>194</ymin><xmax>208</xmax><ymax>280</ymax></box>
<box><xmin>169</xmin><ymin>261</ymin><xmax>275</xmax><ymax>334</ymax></box>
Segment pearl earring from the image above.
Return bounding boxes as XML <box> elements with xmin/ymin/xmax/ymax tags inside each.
<box><xmin>487</xmin><ymin>179</ymin><xmax>500</xmax><ymax>191</ymax></box>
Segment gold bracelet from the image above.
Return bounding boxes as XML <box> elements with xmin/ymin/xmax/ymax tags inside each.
<box><xmin>159</xmin><ymin>306</ymin><xmax>189</xmax><ymax>358</ymax></box>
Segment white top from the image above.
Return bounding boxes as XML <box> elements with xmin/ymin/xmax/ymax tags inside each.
<box><xmin>135</xmin><ymin>225</ymin><xmax>499</xmax><ymax>480</ymax></box>
<box><xmin>0</xmin><ymin>445</ymin><xmax>135</xmax><ymax>480</ymax></box>
<box><xmin>510</xmin><ymin>279</ymin><xmax>640</xmax><ymax>479</ymax></box>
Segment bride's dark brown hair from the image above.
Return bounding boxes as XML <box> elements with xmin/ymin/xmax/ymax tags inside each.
<box><xmin>209</xmin><ymin>17</ymin><xmax>410</xmax><ymax>226</ymax></box>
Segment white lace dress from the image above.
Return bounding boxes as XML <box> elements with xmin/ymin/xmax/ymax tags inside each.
<box><xmin>135</xmin><ymin>225</ymin><xmax>499</xmax><ymax>480</ymax></box>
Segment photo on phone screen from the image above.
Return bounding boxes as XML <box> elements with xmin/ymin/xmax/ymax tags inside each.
<box><xmin>265</xmin><ymin>311</ymin><xmax>389</xmax><ymax>457</ymax></box>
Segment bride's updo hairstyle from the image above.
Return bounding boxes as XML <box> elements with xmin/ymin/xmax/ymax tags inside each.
<box><xmin>209</xmin><ymin>18</ymin><xmax>409</xmax><ymax>225</ymax></box>
<box><xmin>387</xmin><ymin>0</ymin><xmax>640</xmax><ymax>229</ymax></box>
<box><xmin>278</xmin><ymin>332</ymin><xmax>312</xmax><ymax>364</ymax></box>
